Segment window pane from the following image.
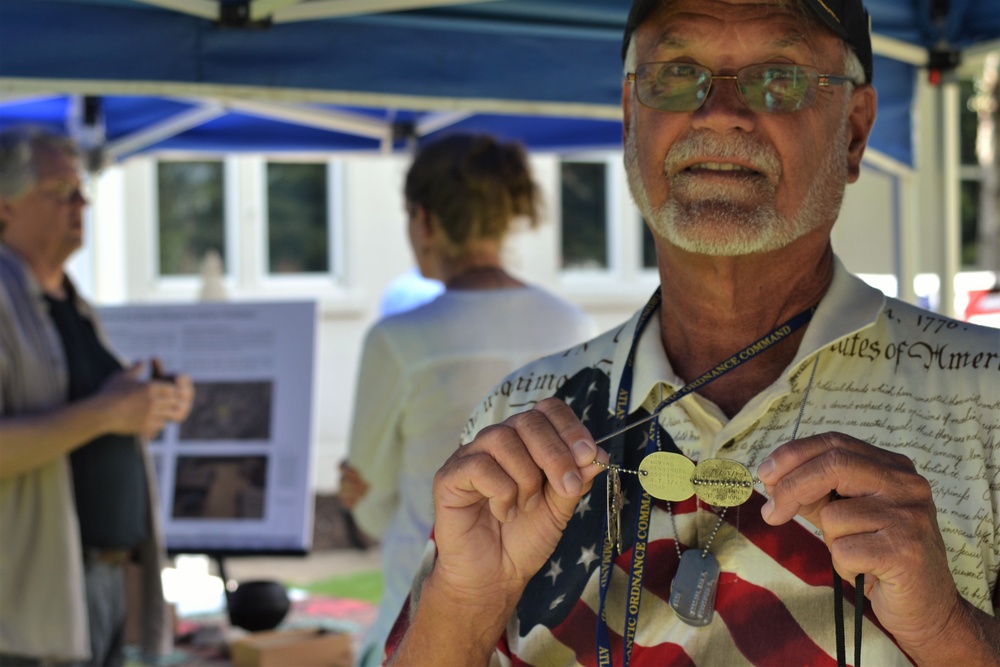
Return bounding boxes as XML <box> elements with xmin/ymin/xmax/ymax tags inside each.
<box><xmin>960</xmin><ymin>79</ymin><xmax>978</xmax><ymax>166</ymax></box>
<box><xmin>267</xmin><ymin>163</ymin><xmax>329</xmax><ymax>274</ymax></box>
<box><xmin>561</xmin><ymin>162</ymin><xmax>607</xmax><ymax>269</ymax></box>
<box><xmin>961</xmin><ymin>179</ymin><xmax>981</xmax><ymax>267</ymax></box>
<box><xmin>641</xmin><ymin>218</ymin><xmax>657</xmax><ymax>268</ymax></box>
<box><xmin>157</xmin><ymin>161</ymin><xmax>225</xmax><ymax>276</ymax></box>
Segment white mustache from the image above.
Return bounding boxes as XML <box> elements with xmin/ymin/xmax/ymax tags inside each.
<box><xmin>664</xmin><ymin>133</ymin><xmax>780</xmax><ymax>176</ymax></box>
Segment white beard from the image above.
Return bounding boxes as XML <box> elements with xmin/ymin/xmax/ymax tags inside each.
<box><xmin>625</xmin><ymin>108</ymin><xmax>850</xmax><ymax>257</ymax></box>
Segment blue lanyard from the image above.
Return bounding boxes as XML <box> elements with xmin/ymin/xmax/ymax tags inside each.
<box><xmin>595</xmin><ymin>289</ymin><xmax>816</xmax><ymax>667</ymax></box>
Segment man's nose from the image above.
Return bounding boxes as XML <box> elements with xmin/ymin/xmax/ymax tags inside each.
<box><xmin>691</xmin><ymin>76</ymin><xmax>756</xmax><ymax>132</ymax></box>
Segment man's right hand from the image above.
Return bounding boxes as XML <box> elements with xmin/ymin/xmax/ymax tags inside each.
<box><xmin>98</xmin><ymin>362</ymin><xmax>190</xmax><ymax>439</ymax></box>
<box><xmin>0</xmin><ymin>360</ymin><xmax>194</xmax><ymax>479</ymax></box>
<box><xmin>391</xmin><ymin>397</ymin><xmax>605</xmax><ymax>666</ymax></box>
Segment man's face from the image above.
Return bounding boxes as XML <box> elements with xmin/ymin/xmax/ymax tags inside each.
<box><xmin>623</xmin><ymin>0</ymin><xmax>873</xmax><ymax>257</ymax></box>
<box><xmin>0</xmin><ymin>146</ymin><xmax>86</xmax><ymax>263</ymax></box>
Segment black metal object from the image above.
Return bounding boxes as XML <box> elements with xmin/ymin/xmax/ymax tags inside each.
<box><xmin>928</xmin><ymin>47</ymin><xmax>962</xmax><ymax>73</ymax></box>
<box><xmin>926</xmin><ymin>0</ymin><xmax>961</xmax><ymax>83</ymax></box>
<box><xmin>215</xmin><ymin>555</ymin><xmax>290</xmax><ymax>632</ymax></box>
<box><xmin>217</xmin><ymin>1</ymin><xmax>271</xmax><ymax>29</ymax></box>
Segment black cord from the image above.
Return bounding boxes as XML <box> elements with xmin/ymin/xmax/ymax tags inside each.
<box><xmin>833</xmin><ymin>567</ymin><xmax>865</xmax><ymax>667</ymax></box>
<box><xmin>854</xmin><ymin>574</ymin><xmax>865</xmax><ymax>666</ymax></box>
<box><xmin>833</xmin><ymin>567</ymin><xmax>846</xmax><ymax>667</ymax></box>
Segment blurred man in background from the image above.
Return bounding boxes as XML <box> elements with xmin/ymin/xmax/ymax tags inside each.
<box><xmin>0</xmin><ymin>127</ymin><xmax>193</xmax><ymax>666</ymax></box>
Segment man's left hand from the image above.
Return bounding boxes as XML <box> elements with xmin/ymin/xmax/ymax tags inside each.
<box><xmin>757</xmin><ymin>432</ymin><xmax>972</xmax><ymax>658</ymax></box>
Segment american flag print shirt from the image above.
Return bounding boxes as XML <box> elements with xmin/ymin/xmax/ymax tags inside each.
<box><xmin>386</xmin><ymin>263</ymin><xmax>1000</xmax><ymax>667</ymax></box>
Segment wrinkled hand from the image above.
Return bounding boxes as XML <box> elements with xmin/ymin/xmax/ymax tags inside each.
<box><xmin>171</xmin><ymin>372</ymin><xmax>195</xmax><ymax>422</ymax></box>
<box><xmin>338</xmin><ymin>461</ymin><xmax>369</xmax><ymax>509</ymax></box>
<box><xmin>151</xmin><ymin>357</ymin><xmax>195</xmax><ymax>422</ymax></box>
<box><xmin>429</xmin><ymin>397</ymin><xmax>607</xmax><ymax>614</ymax></box>
<box><xmin>757</xmin><ymin>432</ymin><xmax>959</xmax><ymax>654</ymax></box>
<box><xmin>98</xmin><ymin>361</ymin><xmax>194</xmax><ymax>439</ymax></box>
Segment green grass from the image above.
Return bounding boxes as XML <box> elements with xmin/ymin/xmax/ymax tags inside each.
<box><xmin>300</xmin><ymin>569</ymin><xmax>383</xmax><ymax>604</ymax></box>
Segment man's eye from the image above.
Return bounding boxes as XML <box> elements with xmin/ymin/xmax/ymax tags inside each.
<box><xmin>663</xmin><ymin>64</ymin><xmax>701</xmax><ymax>79</ymax></box>
<box><xmin>755</xmin><ymin>67</ymin><xmax>807</xmax><ymax>94</ymax></box>
<box><xmin>760</xmin><ymin>66</ymin><xmax>797</xmax><ymax>81</ymax></box>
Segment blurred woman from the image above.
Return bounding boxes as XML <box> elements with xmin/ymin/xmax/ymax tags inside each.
<box><xmin>341</xmin><ymin>133</ymin><xmax>595</xmax><ymax>666</ymax></box>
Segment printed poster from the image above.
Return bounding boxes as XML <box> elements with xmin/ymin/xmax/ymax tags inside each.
<box><xmin>97</xmin><ymin>300</ymin><xmax>317</xmax><ymax>554</ymax></box>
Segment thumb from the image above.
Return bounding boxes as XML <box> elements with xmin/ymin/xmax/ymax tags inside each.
<box><xmin>549</xmin><ymin>438</ymin><xmax>604</xmax><ymax>515</ymax></box>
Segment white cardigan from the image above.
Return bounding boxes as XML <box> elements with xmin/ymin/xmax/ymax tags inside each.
<box><xmin>0</xmin><ymin>244</ymin><xmax>170</xmax><ymax>661</ymax></box>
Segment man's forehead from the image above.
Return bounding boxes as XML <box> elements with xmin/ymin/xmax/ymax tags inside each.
<box><xmin>636</xmin><ymin>0</ymin><xmax>834</xmax><ymax>55</ymax></box>
<box><xmin>649</xmin><ymin>24</ymin><xmax>809</xmax><ymax>50</ymax></box>
<box><xmin>624</xmin><ymin>0</ymin><xmax>873</xmax><ymax>81</ymax></box>
<box><xmin>643</xmin><ymin>0</ymin><xmax>809</xmax><ymax>31</ymax></box>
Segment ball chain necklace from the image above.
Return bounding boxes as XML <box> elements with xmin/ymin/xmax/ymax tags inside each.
<box><xmin>590</xmin><ymin>289</ymin><xmax>862</xmax><ymax>667</ymax></box>
<box><xmin>591</xmin><ymin>290</ymin><xmax>817</xmax><ymax>667</ymax></box>
<box><xmin>593</xmin><ymin>347</ymin><xmax>820</xmax><ymax>627</ymax></box>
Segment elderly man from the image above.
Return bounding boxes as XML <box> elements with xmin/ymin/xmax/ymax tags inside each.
<box><xmin>384</xmin><ymin>0</ymin><xmax>1000</xmax><ymax>665</ymax></box>
<box><xmin>0</xmin><ymin>128</ymin><xmax>193</xmax><ymax>666</ymax></box>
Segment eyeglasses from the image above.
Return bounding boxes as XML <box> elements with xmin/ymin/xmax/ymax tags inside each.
<box><xmin>626</xmin><ymin>62</ymin><xmax>855</xmax><ymax>114</ymax></box>
<box><xmin>37</xmin><ymin>184</ymin><xmax>88</xmax><ymax>206</ymax></box>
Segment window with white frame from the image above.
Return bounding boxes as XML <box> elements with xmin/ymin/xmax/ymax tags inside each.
<box><xmin>559</xmin><ymin>154</ymin><xmax>658</xmax><ymax>279</ymax></box>
<box><xmin>560</xmin><ymin>160</ymin><xmax>608</xmax><ymax>270</ymax></box>
<box><xmin>265</xmin><ymin>161</ymin><xmax>330</xmax><ymax>275</ymax></box>
<box><xmin>959</xmin><ymin>63</ymin><xmax>998</xmax><ymax>269</ymax></box>
<box><xmin>156</xmin><ymin>160</ymin><xmax>226</xmax><ymax>276</ymax></box>
<box><xmin>152</xmin><ymin>157</ymin><xmax>341</xmax><ymax>286</ymax></box>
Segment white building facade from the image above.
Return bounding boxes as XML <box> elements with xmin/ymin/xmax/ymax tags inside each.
<box><xmin>66</xmin><ymin>150</ymin><xmax>935</xmax><ymax>491</ymax></box>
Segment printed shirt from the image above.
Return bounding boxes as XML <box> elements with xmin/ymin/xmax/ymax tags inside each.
<box><xmin>386</xmin><ymin>257</ymin><xmax>1000</xmax><ymax>667</ymax></box>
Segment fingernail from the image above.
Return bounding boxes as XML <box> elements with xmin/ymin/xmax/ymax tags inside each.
<box><xmin>571</xmin><ymin>439</ymin><xmax>596</xmax><ymax>464</ymax></box>
<box><xmin>761</xmin><ymin>498</ymin><xmax>774</xmax><ymax>521</ymax></box>
<box><xmin>562</xmin><ymin>470</ymin><xmax>582</xmax><ymax>495</ymax></box>
<box><xmin>757</xmin><ymin>457</ymin><xmax>775</xmax><ymax>481</ymax></box>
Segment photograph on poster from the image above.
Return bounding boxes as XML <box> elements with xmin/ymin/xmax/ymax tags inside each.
<box><xmin>172</xmin><ymin>455</ymin><xmax>268</xmax><ymax>520</ymax></box>
<box><xmin>179</xmin><ymin>381</ymin><xmax>274</xmax><ymax>441</ymax></box>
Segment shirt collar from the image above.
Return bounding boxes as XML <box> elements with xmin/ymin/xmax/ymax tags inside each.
<box><xmin>605</xmin><ymin>255</ymin><xmax>886</xmax><ymax>420</ymax></box>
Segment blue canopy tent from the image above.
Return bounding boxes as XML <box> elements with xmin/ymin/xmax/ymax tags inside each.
<box><xmin>1</xmin><ymin>0</ymin><xmax>998</xmax><ymax>310</ymax></box>
<box><xmin>0</xmin><ymin>0</ymin><xmax>639</xmax><ymax>158</ymax></box>
<box><xmin>0</xmin><ymin>0</ymin><xmax>995</xmax><ymax>161</ymax></box>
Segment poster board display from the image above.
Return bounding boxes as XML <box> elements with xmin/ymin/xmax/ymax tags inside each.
<box><xmin>96</xmin><ymin>300</ymin><xmax>317</xmax><ymax>555</ymax></box>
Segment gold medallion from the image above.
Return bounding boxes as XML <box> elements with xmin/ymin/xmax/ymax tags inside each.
<box><xmin>638</xmin><ymin>451</ymin><xmax>696</xmax><ymax>501</ymax></box>
<box><xmin>691</xmin><ymin>459</ymin><xmax>754</xmax><ymax>507</ymax></box>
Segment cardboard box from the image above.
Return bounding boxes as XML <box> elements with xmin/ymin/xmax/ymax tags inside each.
<box><xmin>230</xmin><ymin>628</ymin><xmax>352</xmax><ymax>667</ymax></box>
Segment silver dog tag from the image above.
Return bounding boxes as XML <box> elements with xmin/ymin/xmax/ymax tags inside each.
<box><xmin>669</xmin><ymin>549</ymin><xmax>721</xmax><ymax>626</ymax></box>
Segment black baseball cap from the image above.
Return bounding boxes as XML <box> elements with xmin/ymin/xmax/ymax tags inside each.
<box><xmin>621</xmin><ymin>0</ymin><xmax>874</xmax><ymax>83</ymax></box>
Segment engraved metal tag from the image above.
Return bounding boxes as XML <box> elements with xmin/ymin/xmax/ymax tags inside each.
<box><xmin>606</xmin><ymin>468</ymin><xmax>623</xmax><ymax>553</ymax></box>
<box><xmin>692</xmin><ymin>459</ymin><xmax>754</xmax><ymax>507</ymax></box>
<box><xmin>638</xmin><ymin>451</ymin><xmax>695</xmax><ymax>501</ymax></box>
<box><xmin>669</xmin><ymin>550</ymin><xmax>721</xmax><ymax>626</ymax></box>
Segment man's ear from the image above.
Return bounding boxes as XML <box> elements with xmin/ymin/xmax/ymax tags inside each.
<box><xmin>622</xmin><ymin>82</ymin><xmax>634</xmax><ymax>146</ymax></box>
<box><xmin>845</xmin><ymin>85</ymin><xmax>877</xmax><ymax>183</ymax></box>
